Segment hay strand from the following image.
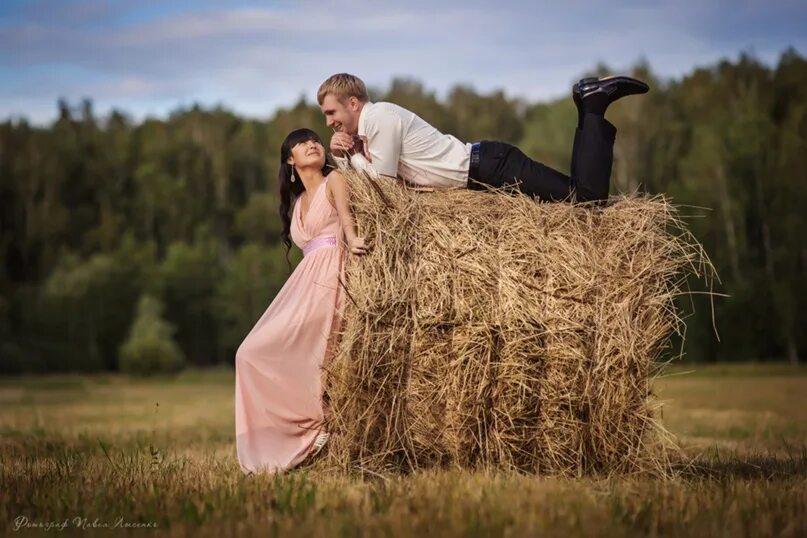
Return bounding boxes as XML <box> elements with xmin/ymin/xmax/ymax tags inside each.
<box><xmin>322</xmin><ymin>170</ymin><xmax>716</xmax><ymax>477</ymax></box>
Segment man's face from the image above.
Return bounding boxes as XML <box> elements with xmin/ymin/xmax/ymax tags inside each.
<box><xmin>320</xmin><ymin>94</ymin><xmax>360</xmax><ymax>135</ymax></box>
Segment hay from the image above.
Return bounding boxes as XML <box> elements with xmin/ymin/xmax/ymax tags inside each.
<box><xmin>322</xmin><ymin>170</ymin><xmax>715</xmax><ymax>477</ymax></box>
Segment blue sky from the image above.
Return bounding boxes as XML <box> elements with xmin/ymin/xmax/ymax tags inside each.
<box><xmin>2</xmin><ymin>0</ymin><xmax>806</xmax><ymax>124</ymax></box>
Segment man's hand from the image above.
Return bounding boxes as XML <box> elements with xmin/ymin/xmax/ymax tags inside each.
<box><xmin>330</xmin><ymin>132</ymin><xmax>355</xmax><ymax>157</ymax></box>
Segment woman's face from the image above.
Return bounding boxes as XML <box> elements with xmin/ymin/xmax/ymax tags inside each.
<box><xmin>287</xmin><ymin>138</ymin><xmax>325</xmax><ymax>170</ymax></box>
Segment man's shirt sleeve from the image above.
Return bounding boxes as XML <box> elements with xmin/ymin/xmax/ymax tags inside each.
<box><xmin>333</xmin><ymin>155</ymin><xmax>350</xmax><ymax>171</ymax></box>
<box><xmin>364</xmin><ymin>107</ymin><xmax>403</xmax><ymax>178</ymax></box>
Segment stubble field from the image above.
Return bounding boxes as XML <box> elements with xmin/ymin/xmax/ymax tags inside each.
<box><xmin>1</xmin><ymin>363</ymin><xmax>805</xmax><ymax>537</ymax></box>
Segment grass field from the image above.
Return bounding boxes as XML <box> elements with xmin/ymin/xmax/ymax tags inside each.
<box><xmin>1</xmin><ymin>363</ymin><xmax>805</xmax><ymax>537</ymax></box>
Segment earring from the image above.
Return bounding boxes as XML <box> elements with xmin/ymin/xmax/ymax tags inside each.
<box><xmin>289</xmin><ymin>164</ymin><xmax>296</xmax><ymax>182</ymax></box>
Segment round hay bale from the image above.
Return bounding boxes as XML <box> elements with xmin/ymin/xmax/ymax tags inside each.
<box><xmin>322</xmin><ymin>170</ymin><xmax>714</xmax><ymax>477</ymax></box>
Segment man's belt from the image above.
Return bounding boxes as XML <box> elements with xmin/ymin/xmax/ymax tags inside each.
<box><xmin>469</xmin><ymin>142</ymin><xmax>481</xmax><ymax>181</ymax></box>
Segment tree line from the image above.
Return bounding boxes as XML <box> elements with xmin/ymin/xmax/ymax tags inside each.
<box><xmin>1</xmin><ymin>49</ymin><xmax>805</xmax><ymax>374</ymax></box>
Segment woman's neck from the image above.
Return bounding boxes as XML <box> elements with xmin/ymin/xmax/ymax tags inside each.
<box><xmin>297</xmin><ymin>167</ymin><xmax>325</xmax><ymax>195</ymax></box>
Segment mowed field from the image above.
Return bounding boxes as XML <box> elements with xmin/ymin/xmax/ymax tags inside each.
<box><xmin>1</xmin><ymin>364</ymin><xmax>805</xmax><ymax>537</ymax></box>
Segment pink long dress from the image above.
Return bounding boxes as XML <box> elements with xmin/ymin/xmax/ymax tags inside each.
<box><xmin>234</xmin><ymin>174</ymin><xmax>345</xmax><ymax>475</ymax></box>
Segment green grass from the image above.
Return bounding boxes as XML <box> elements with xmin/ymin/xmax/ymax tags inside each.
<box><xmin>659</xmin><ymin>361</ymin><xmax>807</xmax><ymax>378</ymax></box>
<box><xmin>1</xmin><ymin>363</ymin><xmax>805</xmax><ymax>537</ymax></box>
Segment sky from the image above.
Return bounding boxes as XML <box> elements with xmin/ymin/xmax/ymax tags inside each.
<box><xmin>2</xmin><ymin>0</ymin><xmax>806</xmax><ymax>125</ymax></box>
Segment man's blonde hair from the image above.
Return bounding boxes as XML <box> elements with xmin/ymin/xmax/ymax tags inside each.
<box><xmin>317</xmin><ymin>73</ymin><xmax>369</xmax><ymax>105</ymax></box>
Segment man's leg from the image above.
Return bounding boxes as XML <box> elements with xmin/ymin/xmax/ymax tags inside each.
<box><xmin>568</xmin><ymin>75</ymin><xmax>649</xmax><ymax>201</ymax></box>
<box><xmin>568</xmin><ymin>113</ymin><xmax>617</xmax><ymax>203</ymax></box>
<box><xmin>467</xmin><ymin>113</ymin><xmax>616</xmax><ymax>203</ymax></box>
<box><xmin>468</xmin><ymin>114</ymin><xmax>617</xmax><ymax>203</ymax></box>
<box><xmin>468</xmin><ymin>75</ymin><xmax>646</xmax><ymax>204</ymax></box>
<box><xmin>468</xmin><ymin>119</ymin><xmax>615</xmax><ymax>203</ymax></box>
<box><xmin>470</xmin><ymin>140</ymin><xmax>573</xmax><ymax>202</ymax></box>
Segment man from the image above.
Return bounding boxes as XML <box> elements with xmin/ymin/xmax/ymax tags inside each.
<box><xmin>318</xmin><ymin>73</ymin><xmax>649</xmax><ymax>203</ymax></box>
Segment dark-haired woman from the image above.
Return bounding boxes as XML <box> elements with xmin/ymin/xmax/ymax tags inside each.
<box><xmin>234</xmin><ymin>128</ymin><xmax>368</xmax><ymax>475</ymax></box>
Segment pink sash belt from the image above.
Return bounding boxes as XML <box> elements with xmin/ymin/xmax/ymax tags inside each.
<box><xmin>303</xmin><ymin>235</ymin><xmax>338</xmax><ymax>256</ymax></box>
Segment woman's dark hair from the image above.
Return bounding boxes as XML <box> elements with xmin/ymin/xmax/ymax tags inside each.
<box><xmin>278</xmin><ymin>128</ymin><xmax>336</xmax><ymax>269</ymax></box>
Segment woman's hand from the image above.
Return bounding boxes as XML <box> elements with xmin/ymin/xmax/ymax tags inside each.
<box><xmin>348</xmin><ymin>236</ymin><xmax>369</xmax><ymax>256</ymax></box>
<box><xmin>327</xmin><ymin>171</ymin><xmax>368</xmax><ymax>254</ymax></box>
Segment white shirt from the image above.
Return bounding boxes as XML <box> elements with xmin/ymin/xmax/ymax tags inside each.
<box><xmin>343</xmin><ymin>101</ymin><xmax>472</xmax><ymax>188</ymax></box>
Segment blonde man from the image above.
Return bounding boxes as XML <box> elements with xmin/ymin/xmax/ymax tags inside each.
<box><xmin>317</xmin><ymin>73</ymin><xmax>648</xmax><ymax>203</ymax></box>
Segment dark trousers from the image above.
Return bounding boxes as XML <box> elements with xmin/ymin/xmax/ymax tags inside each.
<box><xmin>468</xmin><ymin>113</ymin><xmax>617</xmax><ymax>203</ymax></box>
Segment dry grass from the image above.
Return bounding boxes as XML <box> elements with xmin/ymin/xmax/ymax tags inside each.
<box><xmin>5</xmin><ymin>174</ymin><xmax>804</xmax><ymax>537</ymax></box>
<box><xmin>323</xmin><ymin>170</ymin><xmax>716</xmax><ymax>477</ymax></box>
<box><xmin>1</xmin><ymin>366</ymin><xmax>805</xmax><ymax>537</ymax></box>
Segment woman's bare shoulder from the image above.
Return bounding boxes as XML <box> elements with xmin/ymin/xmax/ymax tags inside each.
<box><xmin>325</xmin><ymin>170</ymin><xmax>345</xmax><ymax>205</ymax></box>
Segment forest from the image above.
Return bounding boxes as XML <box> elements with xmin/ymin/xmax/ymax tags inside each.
<box><xmin>1</xmin><ymin>49</ymin><xmax>804</xmax><ymax>374</ymax></box>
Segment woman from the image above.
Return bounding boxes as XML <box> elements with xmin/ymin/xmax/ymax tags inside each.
<box><xmin>234</xmin><ymin>128</ymin><xmax>368</xmax><ymax>475</ymax></box>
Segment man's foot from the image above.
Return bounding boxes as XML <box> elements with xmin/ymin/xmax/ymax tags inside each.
<box><xmin>573</xmin><ymin>75</ymin><xmax>649</xmax><ymax>118</ymax></box>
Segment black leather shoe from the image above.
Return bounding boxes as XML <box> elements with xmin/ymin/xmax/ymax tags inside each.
<box><xmin>573</xmin><ymin>75</ymin><xmax>649</xmax><ymax>105</ymax></box>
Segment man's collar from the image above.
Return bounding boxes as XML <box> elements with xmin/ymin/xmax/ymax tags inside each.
<box><xmin>357</xmin><ymin>101</ymin><xmax>374</xmax><ymax>135</ymax></box>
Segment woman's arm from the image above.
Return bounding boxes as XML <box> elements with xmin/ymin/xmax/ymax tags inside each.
<box><xmin>326</xmin><ymin>171</ymin><xmax>368</xmax><ymax>255</ymax></box>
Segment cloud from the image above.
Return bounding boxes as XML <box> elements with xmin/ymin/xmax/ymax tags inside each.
<box><xmin>1</xmin><ymin>0</ymin><xmax>805</xmax><ymax>124</ymax></box>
